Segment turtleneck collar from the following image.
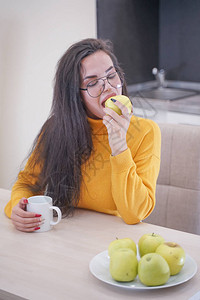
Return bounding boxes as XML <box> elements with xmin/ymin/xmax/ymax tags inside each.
<box><xmin>87</xmin><ymin>117</ymin><xmax>108</xmax><ymax>135</ymax></box>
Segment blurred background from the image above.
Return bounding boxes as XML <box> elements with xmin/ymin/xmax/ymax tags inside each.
<box><xmin>97</xmin><ymin>0</ymin><xmax>200</xmax><ymax>85</ymax></box>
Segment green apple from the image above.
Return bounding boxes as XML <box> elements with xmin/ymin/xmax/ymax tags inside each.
<box><xmin>138</xmin><ymin>233</ymin><xmax>165</xmax><ymax>257</ymax></box>
<box><xmin>105</xmin><ymin>95</ymin><xmax>132</xmax><ymax>115</ymax></box>
<box><xmin>108</xmin><ymin>238</ymin><xmax>137</xmax><ymax>257</ymax></box>
<box><xmin>138</xmin><ymin>253</ymin><xmax>170</xmax><ymax>286</ymax></box>
<box><xmin>109</xmin><ymin>248</ymin><xmax>138</xmax><ymax>282</ymax></box>
<box><xmin>156</xmin><ymin>242</ymin><xmax>185</xmax><ymax>275</ymax></box>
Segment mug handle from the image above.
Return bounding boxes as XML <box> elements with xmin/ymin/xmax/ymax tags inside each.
<box><xmin>49</xmin><ymin>206</ymin><xmax>62</xmax><ymax>226</ymax></box>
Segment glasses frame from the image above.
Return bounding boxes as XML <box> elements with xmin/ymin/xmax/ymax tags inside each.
<box><xmin>80</xmin><ymin>70</ymin><xmax>124</xmax><ymax>98</ymax></box>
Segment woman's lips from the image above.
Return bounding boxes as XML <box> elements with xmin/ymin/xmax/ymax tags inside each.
<box><xmin>101</xmin><ymin>93</ymin><xmax>116</xmax><ymax>107</ymax></box>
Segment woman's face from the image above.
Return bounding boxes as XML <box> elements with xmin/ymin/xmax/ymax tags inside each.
<box><xmin>80</xmin><ymin>50</ymin><xmax>122</xmax><ymax>119</ymax></box>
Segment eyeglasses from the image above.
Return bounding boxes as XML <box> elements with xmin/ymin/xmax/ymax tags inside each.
<box><xmin>80</xmin><ymin>71</ymin><xmax>123</xmax><ymax>98</ymax></box>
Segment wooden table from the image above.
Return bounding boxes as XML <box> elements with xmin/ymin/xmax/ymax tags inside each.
<box><xmin>0</xmin><ymin>188</ymin><xmax>199</xmax><ymax>300</ymax></box>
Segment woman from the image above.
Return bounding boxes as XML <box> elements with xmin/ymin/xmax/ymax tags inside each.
<box><xmin>5</xmin><ymin>38</ymin><xmax>161</xmax><ymax>232</ymax></box>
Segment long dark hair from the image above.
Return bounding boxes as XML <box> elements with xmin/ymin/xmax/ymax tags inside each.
<box><xmin>25</xmin><ymin>38</ymin><xmax>128</xmax><ymax>217</ymax></box>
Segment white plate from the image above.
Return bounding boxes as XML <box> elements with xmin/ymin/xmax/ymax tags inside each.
<box><xmin>89</xmin><ymin>250</ymin><xmax>197</xmax><ymax>290</ymax></box>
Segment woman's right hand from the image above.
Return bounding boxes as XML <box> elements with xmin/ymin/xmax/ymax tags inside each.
<box><xmin>11</xmin><ymin>198</ymin><xmax>43</xmax><ymax>232</ymax></box>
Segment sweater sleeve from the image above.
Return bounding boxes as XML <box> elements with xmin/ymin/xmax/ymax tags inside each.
<box><xmin>4</xmin><ymin>153</ymin><xmax>42</xmax><ymax>218</ymax></box>
<box><xmin>110</xmin><ymin>121</ymin><xmax>161</xmax><ymax>225</ymax></box>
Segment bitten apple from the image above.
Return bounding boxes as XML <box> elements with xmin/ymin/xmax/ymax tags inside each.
<box><xmin>108</xmin><ymin>238</ymin><xmax>137</xmax><ymax>257</ymax></box>
<box><xmin>105</xmin><ymin>95</ymin><xmax>132</xmax><ymax>115</ymax></box>
<box><xmin>156</xmin><ymin>242</ymin><xmax>185</xmax><ymax>275</ymax></box>
<box><xmin>138</xmin><ymin>253</ymin><xmax>170</xmax><ymax>286</ymax></box>
<box><xmin>138</xmin><ymin>233</ymin><xmax>165</xmax><ymax>257</ymax></box>
<box><xmin>109</xmin><ymin>248</ymin><xmax>138</xmax><ymax>282</ymax></box>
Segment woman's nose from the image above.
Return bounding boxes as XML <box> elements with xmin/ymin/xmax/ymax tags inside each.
<box><xmin>103</xmin><ymin>78</ymin><xmax>112</xmax><ymax>92</ymax></box>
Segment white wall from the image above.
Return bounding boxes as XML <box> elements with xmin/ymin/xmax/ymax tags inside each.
<box><xmin>0</xmin><ymin>0</ymin><xmax>97</xmax><ymax>189</ymax></box>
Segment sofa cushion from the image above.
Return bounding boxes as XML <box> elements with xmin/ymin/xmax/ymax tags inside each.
<box><xmin>145</xmin><ymin>184</ymin><xmax>200</xmax><ymax>234</ymax></box>
<box><xmin>157</xmin><ymin>123</ymin><xmax>200</xmax><ymax>190</ymax></box>
<box><xmin>144</xmin><ymin>123</ymin><xmax>200</xmax><ymax>235</ymax></box>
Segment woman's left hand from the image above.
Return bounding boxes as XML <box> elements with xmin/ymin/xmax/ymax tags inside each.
<box><xmin>103</xmin><ymin>100</ymin><xmax>133</xmax><ymax>156</ymax></box>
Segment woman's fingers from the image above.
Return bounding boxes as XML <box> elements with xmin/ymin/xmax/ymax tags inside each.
<box><xmin>16</xmin><ymin>197</ymin><xmax>27</xmax><ymax>211</ymax></box>
<box><xmin>103</xmin><ymin>100</ymin><xmax>133</xmax><ymax>156</ymax></box>
<box><xmin>11</xmin><ymin>213</ymin><xmax>42</xmax><ymax>227</ymax></box>
<box><xmin>11</xmin><ymin>198</ymin><xmax>43</xmax><ymax>232</ymax></box>
<box><xmin>12</xmin><ymin>202</ymin><xmax>36</xmax><ymax>218</ymax></box>
<box><xmin>14</xmin><ymin>219</ymin><xmax>42</xmax><ymax>232</ymax></box>
<box><xmin>11</xmin><ymin>213</ymin><xmax>43</xmax><ymax>232</ymax></box>
<box><xmin>103</xmin><ymin>109</ymin><xmax>131</xmax><ymax>134</ymax></box>
<box><xmin>12</xmin><ymin>213</ymin><xmax>42</xmax><ymax>224</ymax></box>
<box><xmin>104</xmin><ymin>100</ymin><xmax>132</xmax><ymax>122</ymax></box>
<box><xmin>14</xmin><ymin>223</ymin><xmax>41</xmax><ymax>232</ymax></box>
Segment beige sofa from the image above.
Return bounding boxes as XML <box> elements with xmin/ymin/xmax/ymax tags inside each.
<box><xmin>144</xmin><ymin>123</ymin><xmax>200</xmax><ymax>235</ymax></box>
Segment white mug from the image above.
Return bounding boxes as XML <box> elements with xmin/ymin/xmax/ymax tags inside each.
<box><xmin>27</xmin><ymin>195</ymin><xmax>62</xmax><ymax>232</ymax></box>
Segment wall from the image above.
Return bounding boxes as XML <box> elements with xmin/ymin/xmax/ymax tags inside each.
<box><xmin>159</xmin><ymin>0</ymin><xmax>200</xmax><ymax>82</ymax></box>
<box><xmin>97</xmin><ymin>0</ymin><xmax>159</xmax><ymax>85</ymax></box>
<box><xmin>0</xmin><ymin>0</ymin><xmax>96</xmax><ymax>189</ymax></box>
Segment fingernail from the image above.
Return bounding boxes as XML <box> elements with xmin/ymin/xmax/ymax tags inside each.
<box><xmin>111</xmin><ymin>98</ymin><xmax>116</xmax><ymax>102</ymax></box>
<box><xmin>35</xmin><ymin>214</ymin><xmax>42</xmax><ymax>217</ymax></box>
<box><xmin>34</xmin><ymin>227</ymin><xmax>40</xmax><ymax>231</ymax></box>
<box><xmin>23</xmin><ymin>199</ymin><xmax>28</xmax><ymax>204</ymax></box>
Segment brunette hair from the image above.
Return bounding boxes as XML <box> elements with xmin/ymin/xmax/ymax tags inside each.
<box><xmin>25</xmin><ymin>38</ymin><xmax>128</xmax><ymax>217</ymax></box>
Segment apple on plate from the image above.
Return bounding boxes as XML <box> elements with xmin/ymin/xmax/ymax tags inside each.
<box><xmin>108</xmin><ymin>238</ymin><xmax>137</xmax><ymax>257</ymax></box>
<box><xmin>105</xmin><ymin>95</ymin><xmax>132</xmax><ymax>115</ymax></box>
<box><xmin>109</xmin><ymin>248</ymin><xmax>138</xmax><ymax>282</ymax></box>
<box><xmin>156</xmin><ymin>242</ymin><xmax>185</xmax><ymax>275</ymax></box>
<box><xmin>138</xmin><ymin>253</ymin><xmax>170</xmax><ymax>286</ymax></box>
<box><xmin>138</xmin><ymin>233</ymin><xmax>165</xmax><ymax>257</ymax></box>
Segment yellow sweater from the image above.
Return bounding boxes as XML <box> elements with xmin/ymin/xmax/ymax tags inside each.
<box><xmin>4</xmin><ymin>116</ymin><xmax>161</xmax><ymax>224</ymax></box>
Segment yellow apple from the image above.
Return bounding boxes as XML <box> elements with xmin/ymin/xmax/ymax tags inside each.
<box><xmin>109</xmin><ymin>248</ymin><xmax>138</xmax><ymax>282</ymax></box>
<box><xmin>138</xmin><ymin>233</ymin><xmax>165</xmax><ymax>257</ymax></box>
<box><xmin>105</xmin><ymin>95</ymin><xmax>132</xmax><ymax>115</ymax></box>
<box><xmin>108</xmin><ymin>238</ymin><xmax>137</xmax><ymax>257</ymax></box>
<box><xmin>156</xmin><ymin>242</ymin><xmax>185</xmax><ymax>275</ymax></box>
<box><xmin>138</xmin><ymin>253</ymin><xmax>170</xmax><ymax>286</ymax></box>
